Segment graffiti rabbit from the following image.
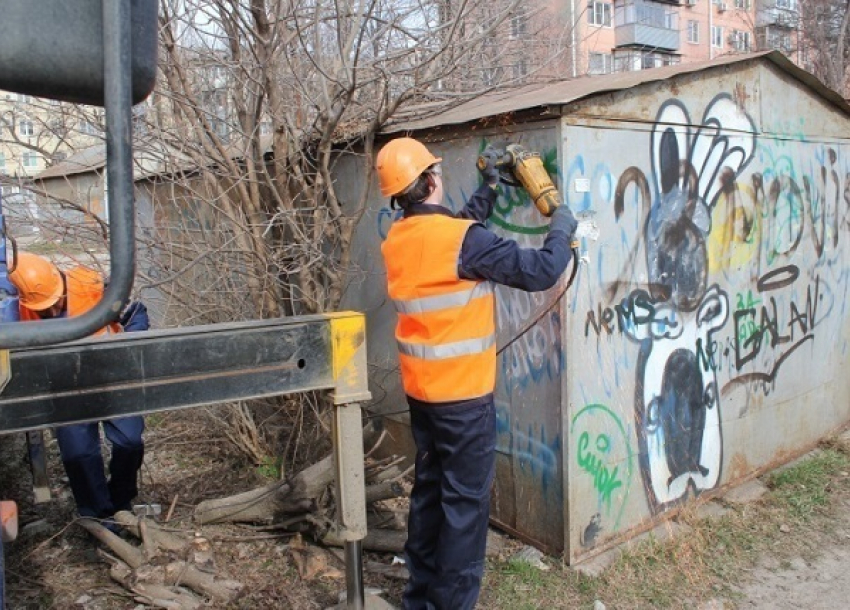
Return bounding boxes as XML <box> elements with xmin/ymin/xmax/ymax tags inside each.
<box><xmin>621</xmin><ymin>94</ymin><xmax>756</xmax><ymax>513</ymax></box>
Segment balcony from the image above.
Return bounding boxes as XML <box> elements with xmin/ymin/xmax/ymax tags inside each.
<box><xmin>615</xmin><ymin>1</ymin><xmax>680</xmax><ymax>51</ymax></box>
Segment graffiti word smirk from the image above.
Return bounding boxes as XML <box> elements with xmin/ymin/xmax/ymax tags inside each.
<box><xmin>577</xmin><ymin>431</ymin><xmax>623</xmax><ymax>510</ymax></box>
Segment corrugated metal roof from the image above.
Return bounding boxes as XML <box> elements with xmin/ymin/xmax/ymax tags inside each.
<box><xmin>35</xmin><ymin>145</ymin><xmax>106</xmax><ymax>180</ymax></box>
<box><xmin>382</xmin><ymin>51</ymin><xmax>850</xmax><ymax>135</ymax></box>
<box><xmin>35</xmin><ymin>135</ymin><xmax>274</xmax><ymax>182</ymax></box>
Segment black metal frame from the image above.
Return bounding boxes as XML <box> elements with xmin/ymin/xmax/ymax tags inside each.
<box><xmin>0</xmin><ymin>317</ymin><xmax>337</xmax><ymax>432</ymax></box>
<box><xmin>0</xmin><ymin>0</ymin><xmax>137</xmax><ymax>348</ymax></box>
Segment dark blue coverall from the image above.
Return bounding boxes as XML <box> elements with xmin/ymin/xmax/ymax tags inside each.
<box><xmin>56</xmin><ymin>302</ymin><xmax>149</xmax><ymax>520</ymax></box>
<box><xmin>402</xmin><ymin>184</ymin><xmax>576</xmax><ymax>610</ymax></box>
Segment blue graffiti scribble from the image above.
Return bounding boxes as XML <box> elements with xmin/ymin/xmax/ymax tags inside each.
<box><xmin>516</xmin><ymin>423</ymin><xmax>562</xmax><ymax>497</ymax></box>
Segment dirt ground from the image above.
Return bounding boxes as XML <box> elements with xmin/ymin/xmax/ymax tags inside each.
<box><xmin>1</xmin><ymin>412</ymin><xmax>849</xmax><ymax>609</ymax></box>
<box><xmin>1</xmin><ymin>411</ymin><xmax>394</xmax><ymax>610</ymax></box>
<box><xmin>733</xmin><ymin>492</ymin><xmax>850</xmax><ymax>610</ymax></box>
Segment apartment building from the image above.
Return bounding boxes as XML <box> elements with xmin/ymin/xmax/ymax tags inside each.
<box><xmin>577</xmin><ymin>0</ymin><xmax>798</xmax><ymax>76</ymax></box>
<box><xmin>0</xmin><ymin>93</ymin><xmax>106</xmax><ymax>181</ymax></box>
<box><xmin>455</xmin><ymin>0</ymin><xmax>802</xmax><ymax>93</ymax></box>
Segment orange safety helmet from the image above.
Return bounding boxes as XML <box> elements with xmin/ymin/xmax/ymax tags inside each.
<box><xmin>376</xmin><ymin>137</ymin><xmax>442</xmax><ymax>197</ymax></box>
<box><xmin>9</xmin><ymin>252</ymin><xmax>64</xmax><ymax>311</ymax></box>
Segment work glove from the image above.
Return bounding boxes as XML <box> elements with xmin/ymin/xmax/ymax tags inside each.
<box><xmin>550</xmin><ymin>205</ymin><xmax>578</xmax><ymax>241</ymax></box>
<box><xmin>477</xmin><ymin>146</ymin><xmax>501</xmax><ymax>187</ymax></box>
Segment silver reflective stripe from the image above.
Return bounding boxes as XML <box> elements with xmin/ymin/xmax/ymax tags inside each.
<box><xmin>397</xmin><ymin>334</ymin><xmax>495</xmax><ymax>360</ymax></box>
<box><xmin>393</xmin><ymin>282</ymin><xmax>493</xmax><ymax>315</ymax></box>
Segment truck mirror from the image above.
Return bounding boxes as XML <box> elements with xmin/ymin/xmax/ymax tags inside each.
<box><xmin>0</xmin><ymin>0</ymin><xmax>158</xmax><ymax>106</ymax></box>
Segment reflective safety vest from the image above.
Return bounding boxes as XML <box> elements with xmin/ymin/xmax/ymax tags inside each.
<box><xmin>20</xmin><ymin>266</ymin><xmax>122</xmax><ymax>335</ymax></box>
<box><xmin>381</xmin><ymin>214</ymin><xmax>496</xmax><ymax>403</ymax></box>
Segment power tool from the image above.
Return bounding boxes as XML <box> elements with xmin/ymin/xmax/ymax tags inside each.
<box><xmin>479</xmin><ymin>144</ymin><xmax>587</xmax><ymax>356</ymax></box>
<box><xmin>477</xmin><ymin>144</ymin><xmax>561</xmax><ymax>217</ymax></box>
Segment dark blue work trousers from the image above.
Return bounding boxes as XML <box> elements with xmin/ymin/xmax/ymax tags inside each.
<box><xmin>55</xmin><ymin>416</ymin><xmax>145</xmax><ymax>519</ymax></box>
<box><xmin>403</xmin><ymin>396</ymin><xmax>497</xmax><ymax>610</ymax></box>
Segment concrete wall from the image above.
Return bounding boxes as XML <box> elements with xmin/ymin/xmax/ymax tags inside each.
<box><xmin>343</xmin><ymin>59</ymin><xmax>850</xmax><ymax>562</ymax></box>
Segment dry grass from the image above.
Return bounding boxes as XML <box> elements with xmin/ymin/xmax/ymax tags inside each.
<box><xmin>477</xmin><ymin>435</ymin><xmax>850</xmax><ymax>610</ymax></box>
<box><xmin>4</xmin><ymin>417</ymin><xmax>849</xmax><ymax>610</ymax></box>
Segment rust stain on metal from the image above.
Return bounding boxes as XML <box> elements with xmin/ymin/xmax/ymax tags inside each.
<box><xmin>734</xmin><ymin>82</ymin><xmax>750</xmax><ymax>110</ymax></box>
<box><xmin>727</xmin><ymin>452</ymin><xmax>752</xmax><ymax>483</ymax></box>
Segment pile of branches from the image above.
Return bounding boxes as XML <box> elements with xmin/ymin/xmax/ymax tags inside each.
<box><xmin>83</xmin><ymin>430</ymin><xmax>409</xmax><ymax>607</ymax></box>
<box><xmin>80</xmin><ymin>513</ymin><xmax>243</xmax><ymax>609</ymax></box>
<box><xmin>193</xmin><ymin>429</ymin><xmax>410</xmax><ymax>554</ymax></box>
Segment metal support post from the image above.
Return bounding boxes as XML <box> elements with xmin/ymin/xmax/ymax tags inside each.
<box><xmin>26</xmin><ymin>431</ymin><xmax>50</xmax><ymax>503</ymax></box>
<box><xmin>329</xmin><ymin>314</ymin><xmax>371</xmax><ymax>610</ymax></box>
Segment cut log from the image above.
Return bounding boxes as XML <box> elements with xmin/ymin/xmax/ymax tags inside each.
<box><xmin>78</xmin><ymin>516</ymin><xmax>244</xmax><ymax>604</ymax></box>
<box><xmin>109</xmin><ymin>561</ymin><xmax>202</xmax><ymax>610</ymax></box>
<box><xmin>163</xmin><ymin>560</ymin><xmax>244</xmax><ymax>601</ymax></box>
<box><xmin>366</xmin><ymin>510</ymin><xmax>405</xmax><ymax>531</ymax></box>
<box><xmin>78</xmin><ymin>518</ymin><xmax>144</xmax><ymax>568</ymax></box>
<box><xmin>113</xmin><ymin>510</ymin><xmax>187</xmax><ymax>552</ymax></box>
<box><xmin>194</xmin><ymin>454</ymin><xmax>334</xmax><ymax>524</ymax></box>
<box><xmin>365</xmin><ymin>481</ymin><xmax>404</xmax><ymax>504</ymax></box>
<box><xmin>365</xmin><ymin>560</ymin><xmax>408</xmax><ymax>581</ymax></box>
<box><xmin>322</xmin><ymin>527</ymin><xmax>407</xmax><ymax>553</ymax></box>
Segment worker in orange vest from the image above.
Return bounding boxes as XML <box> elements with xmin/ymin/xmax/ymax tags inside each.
<box><xmin>377</xmin><ymin>138</ymin><xmax>577</xmax><ymax>609</ymax></box>
<box><xmin>9</xmin><ymin>252</ymin><xmax>146</xmax><ymax>528</ymax></box>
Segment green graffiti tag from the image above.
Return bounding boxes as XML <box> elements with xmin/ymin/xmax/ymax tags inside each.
<box><xmin>570</xmin><ymin>403</ymin><xmax>634</xmax><ymax>532</ymax></box>
<box><xmin>735</xmin><ymin>289</ymin><xmax>762</xmax><ymax>346</ymax></box>
<box><xmin>577</xmin><ymin>431</ymin><xmax>623</xmax><ymax>510</ymax></box>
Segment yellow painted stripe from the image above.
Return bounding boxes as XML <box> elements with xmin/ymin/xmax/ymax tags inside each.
<box><xmin>328</xmin><ymin>313</ymin><xmax>366</xmax><ymax>381</ymax></box>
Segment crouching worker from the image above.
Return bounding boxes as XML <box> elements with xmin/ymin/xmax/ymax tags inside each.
<box><xmin>9</xmin><ymin>252</ymin><xmax>147</xmax><ymax>525</ymax></box>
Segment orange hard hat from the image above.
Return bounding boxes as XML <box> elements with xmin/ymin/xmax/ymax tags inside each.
<box><xmin>376</xmin><ymin>137</ymin><xmax>442</xmax><ymax>197</ymax></box>
<box><xmin>9</xmin><ymin>252</ymin><xmax>64</xmax><ymax>311</ymax></box>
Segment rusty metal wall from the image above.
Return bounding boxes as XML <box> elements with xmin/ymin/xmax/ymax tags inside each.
<box><xmin>340</xmin><ymin>59</ymin><xmax>850</xmax><ymax>562</ymax></box>
<box><xmin>563</xmin><ymin>61</ymin><xmax>850</xmax><ymax>562</ymax></box>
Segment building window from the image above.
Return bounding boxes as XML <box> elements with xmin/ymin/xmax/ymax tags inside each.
<box><xmin>509</xmin><ymin>13</ymin><xmax>528</xmax><ymax>39</ymax></box>
<box><xmin>613</xmin><ymin>51</ymin><xmax>678</xmax><ymax>73</ymax></box>
<box><xmin>730</xmin><ymin>29</ymin><xmax>751</xmax><ymax>51</ymax></box>
<box><xmin>687</xmin><ymin>20</ymin><xmax>700</xmax><ymax>43</ymax></box>
<box><xmin>513</xmin><ymin>58</ymin><xmax>529</xmax><ymax>79</ymax></box>
<box><xmin>588</xmin><ymin>52</ymin><xmax>613</xmax><ymax>75</ymax></box>
<box><xmin>775</xmin><ymin>0</ymin><xmax>795</xmax><ymax>8</ymax></box>
<box><xmin>483</xmin><ymin>66</ymin><xmax>502</xmax><ymax>87</ymax></box>
<box><xmin>0</xmin><ymin>152</ymin><xmax>5</xmax><ymax>173</ymax></box>
<box><xmin>16</xmin><ymin>94</ymin><xmax>32</xmax><ymax>104</ymax></box>
<box><xmin>588</xmin><ymin>2</ymin><xmax>612</xmax><ymax>27</ymax></box>
<box><xmin>733</xmin><ymin>0</ymin><xmax>750</xmax><ymax>8</ymax></box>
<box><xmin>260</xmin><ymin>121</ymin><xmax>272</xmax><ymax>136</ymax></box>
<box><xmin>22</xmin><ymin>152</ymin><xmax>38</xmax><ymax>168</ymax></box>
<box><xmin>712</xmin><ymin>25</ymin><xmax>724</xmax><ymax>48</ymax></box>
<box><xmin>19</xmin><ymin>120</ymin><xmax>34</xmax><ymax>136</ymax></box>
